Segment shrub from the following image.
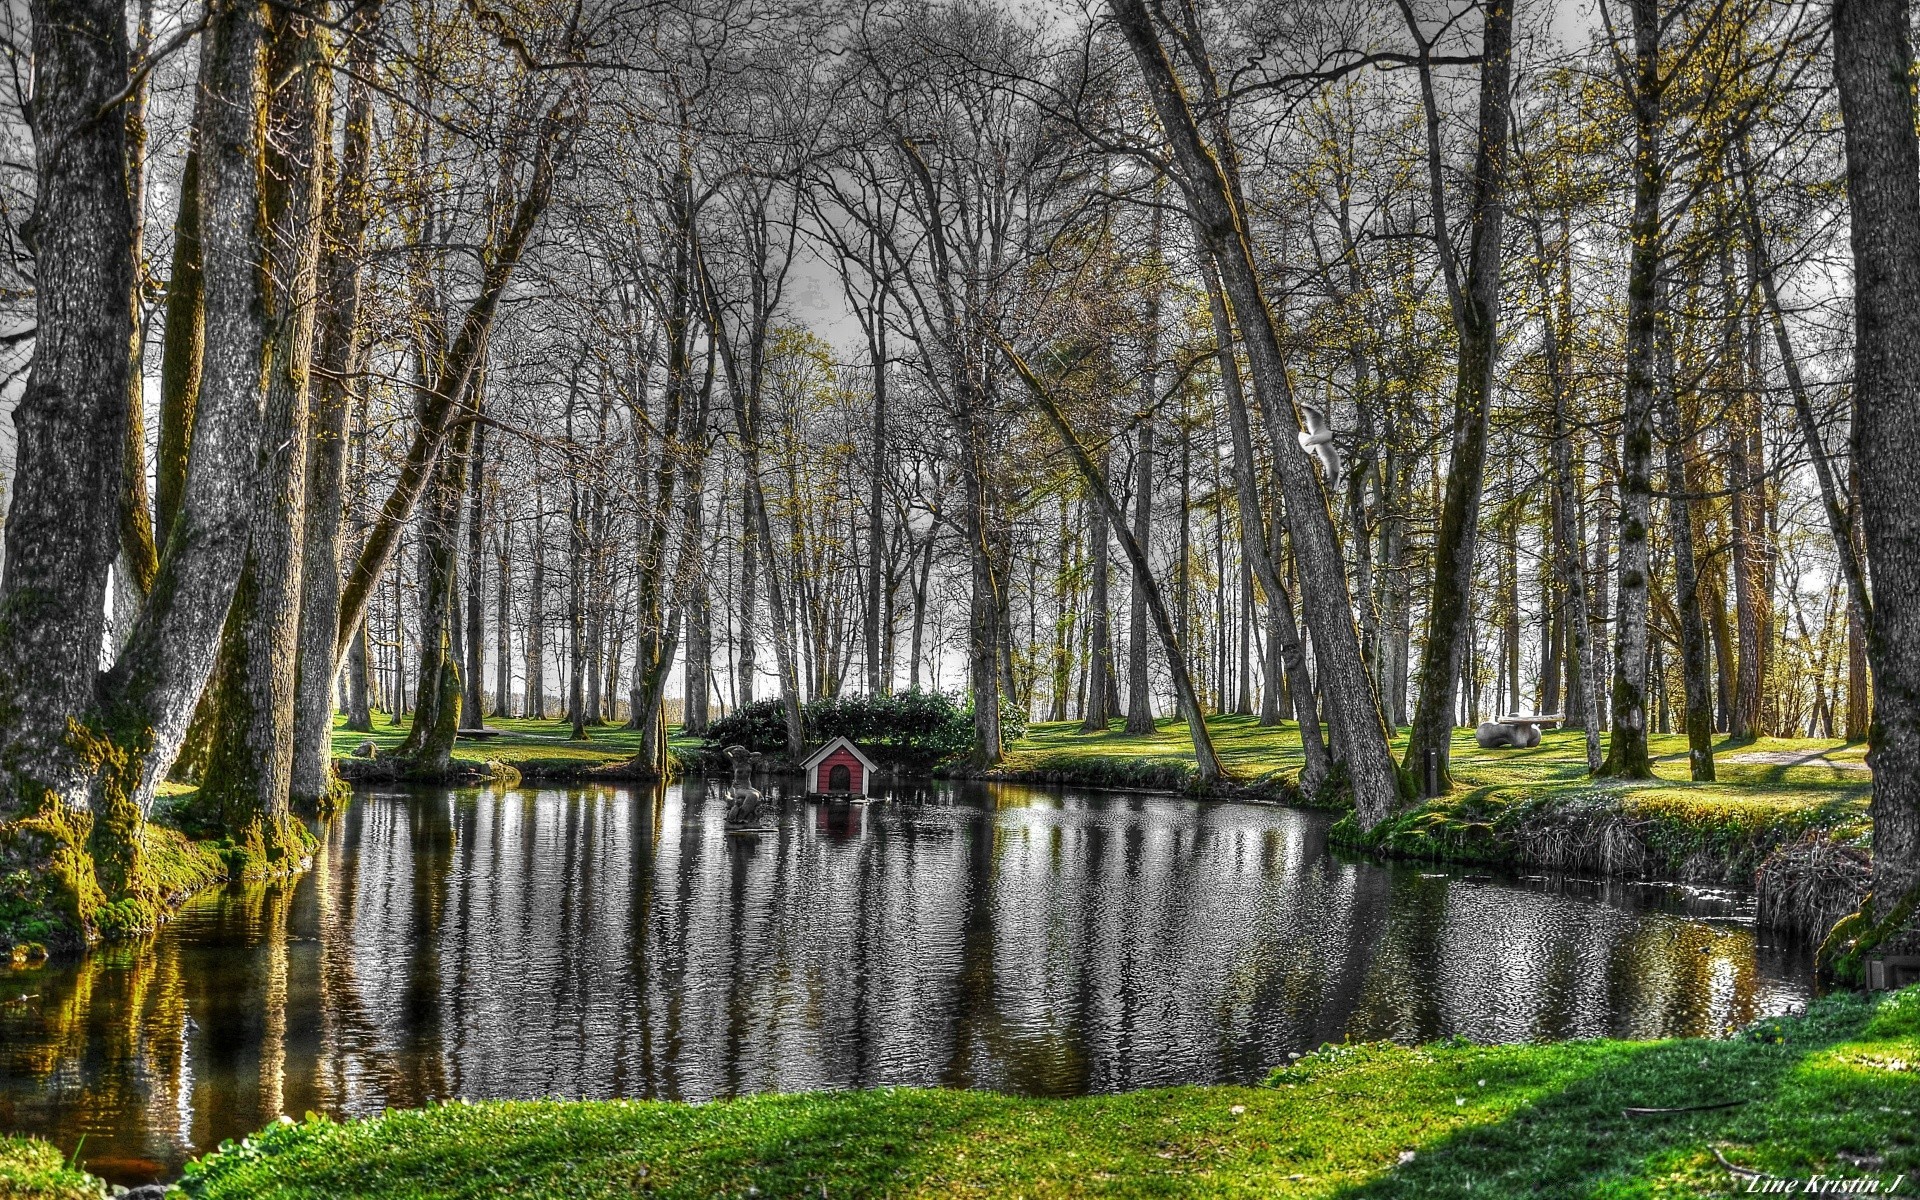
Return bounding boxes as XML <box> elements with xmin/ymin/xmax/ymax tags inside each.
<box><xmin>700</xmin><ymin>690</ymin><xmax>975</xmax><ymax>774</ymax></box>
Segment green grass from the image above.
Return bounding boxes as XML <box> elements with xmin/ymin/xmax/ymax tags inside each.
<box><xmin>330</xmin><ymin>712</ymin><xmax>703</xmax><ymax>775</ymax></box>
<box><xmin>0</xmin><ymin>1136</ymin><xmax>109</xmax><ymax>1200</ymax></box>
<box><xmin>169</xmin><ymin>986</ymin><xmax>1920</xmax><ymax>1199</ymax></box>
<box><xmin>1000</xmin><ymin>717</ymin><xmax>1872</xmax><ymax>881</ymax></box>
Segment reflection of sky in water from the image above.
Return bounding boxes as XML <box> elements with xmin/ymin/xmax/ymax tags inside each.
<box><xmin>0</xmin><ymin>780</ymin><xmax>1810</xmax><ymax>1184</ymax></box>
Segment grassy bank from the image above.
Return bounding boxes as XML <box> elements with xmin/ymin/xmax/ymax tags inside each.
<box><xmin>46</xmin><ymin>984</ymin><xmax>1902</xmax><ymax>1198</ymax></box>
<box><xmin>0</xmin><ymin>1137</ymin><xmax>112</xmax><ymax>1200</ymax></box>
<box><xmin>329</xmin><ymin>713</ymin><xmax>700</xmax><ymax>782</ymax></box>
<box><xmin>998</xmin><ymin>717</ymin><xmax>1870</xmax><ymax>903</ymax></box>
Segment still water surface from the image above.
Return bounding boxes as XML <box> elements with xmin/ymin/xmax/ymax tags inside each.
<box><xmin>1</xmin><ymin>780</ymin><xmax>1810</xmax><ymax>1184</ymax></box>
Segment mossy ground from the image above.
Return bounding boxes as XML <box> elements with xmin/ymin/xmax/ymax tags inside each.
<box><xmin>329</xmin><ymin>712</ymin><xmax>701</xmax><ymax>778</ymax></box>
<box><xmin>0</xmin><ymin>1135</ymin><xmax>110</xmax><ymax>1200</ymax></box>
<box><xmin>1000</xmin><ymin>717</ymin><xmax>1871</xmax><ymax>879</ymax></box>
<box><xmin>153</xmin><ymin>986</ymin><xmax>1920</xmax><ymax>1199</ymax></box>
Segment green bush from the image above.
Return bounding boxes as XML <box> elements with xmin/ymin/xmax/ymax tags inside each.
<box><xmin>701</xmin><ymin>690</ymin><xmax>975</xmax><ymax>774</ymax></box>
<box><xmin>0</xmin><ymin>1136</ymin><xmax>108</xmax><ymax>1200</ymax></box>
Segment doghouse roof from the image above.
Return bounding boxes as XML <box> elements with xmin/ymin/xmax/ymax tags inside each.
<box><xmin>800</xmin><ymin>736</ymin><xmax>878</xmax><ymax>773</ymax></box>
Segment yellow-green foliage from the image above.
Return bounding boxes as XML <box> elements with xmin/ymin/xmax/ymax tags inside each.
<box><xmin>177</xmin><ymin>986</ymin><xmax>1920</xmax><ymax>1199</ymax></box>
<box><xmin>0</xmin><ymin>1136</ymin><xmax>107</xmax><ymax>1200</ymax></box>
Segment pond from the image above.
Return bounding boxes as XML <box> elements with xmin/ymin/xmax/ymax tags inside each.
<box><xmin>1</xmin><ymin>780</ymin><xmax>1811</xmax><ymax>1185</ymax></box>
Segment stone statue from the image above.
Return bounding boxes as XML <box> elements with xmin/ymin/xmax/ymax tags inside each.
<box><xmin>1296</xmin><ymin>401</ymin><xmax>1342</xmax><ymax>492</ymax></box>
<box><xmin>1476</xmin><ymin>720</ymin><xmax>1543</xmax><ymax>749</ymax></box>
<box><xmin>723</xmin><ymin>745</ymin><xmax>763</xmax><ymax>825</ymax></box>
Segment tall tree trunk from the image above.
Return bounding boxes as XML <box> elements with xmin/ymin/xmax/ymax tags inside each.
<box><xmin>495</xmin><ymin>518</ymin><xmax>513</xmax><ymax>719</ymax></box>
<box><xmin>1600</xmin><ymin>0</ymin><xmax>1661</xmax><ymax>779</ymax></box>
<box><xmin>117</xmin><ymin>0</ymin><xmax>159</xmax><ymax>615</ymax></box>
<box><xmin>736</xmin><ymin>480</ymin><xmax>759</xmax><ymax>707</ymax></box>
<box><xmin>864</xmin><ymin>299</ymin><xmax>888</xmax><ymax>697</ymax></box>
<box><xmin>1203</xmin><ymin>259</ymin><xmax>1328</xmax><ymax>786</ymax></box>
<box><xmin>1401</xmin><ymin>0</ymin><xmax>1514</xmax><ymax>796</ymax></box>
<box><xmin>1082</xmin><ymin>460</ymin><xmax>1115</xmax><ymax>732</ymax></box>
<box><xmin>0</xmin><ymin>0</ymin><xmax>134</xmax><ymax>833</ymax></box>
<box><xmin>1833</xmin><ymin>0</ymin><xmax>1920</xmax><ymax>958</ymax></box>
<box><xmin>1125</xmin><ymin>205</ymin><xmax>1162</xmax><ymax>735</ymax></box>
<box><xmin>463</xmin><ymin>420</ymin><xmax>487</xmax><ymax>728</ymax></box>
<box><xmin>104</xmin><ymin>0</ymin><xmax>271</xmax><ymax>819</ymax></box>
<box><xmin>289</xmin><ymin>6</ymin><xmax>376</xmax><ymax>805</ymax></box>
<box><xmin>1538</xmin><ymin>236</ymin><xmax>1603</xmax><ymax>770</ymax></box>
<box><xmin>197</xmin><ymin>3</ymin><xmax>331</xmax><ymax>836</ymax></box>
<box><xmin>154</xmin><ymin>147</ymin><xmax>202</xmax><ymax>553</ymax></box>
<box><xmin>1847</xmin><ymin>456</ymin><xmax>1871</xmax><ymax>741</ymax></box>
<box><xmin>398</xmin><ymin>421</ymin><xmax>474</xmax><ymax>769</ymax></box>
<box><xmin>1108</xmin><ymin>0</ymin><xmax>1403</xmax><ymax>824</ymax></box>
<box><xmin>1661</xmin><ymin>395</ymin><xmax>1716</xmax><ymax>781</ymax></box>
<box><xmin>526</xmin><ymin>484</ymin><xmax>546</xmax><ymax>719</ymax></box>
<box><xmin>346</xmin><ymin>620</ymin><xmax>371</xmax><ymax>730</ymax></box>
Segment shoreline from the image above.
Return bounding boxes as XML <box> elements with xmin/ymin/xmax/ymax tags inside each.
<box><xmin>11</xmin><ymin>985</ymin><xmax>1914</xmax><ymax>1199</ymax></box>
<box><xmin>324</xmin><ymin>716</ymin><xmax>1870</xmax><ymax>941</ymax></box>
<box><xmin>982</xmin><ymin>718</ymin><xmax>1873</xmax><ymax>940</ymax></box>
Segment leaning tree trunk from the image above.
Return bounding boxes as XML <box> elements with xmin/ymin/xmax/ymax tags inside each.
<box><xmin>1108</xmin><ymin>0</ymin><xmax>1403</xmax><ymax>826</ymax></box>
<box><xmin>1599</xmin><ymin>0</ymin><xmax>1661</xmax><ymax>779</ymax></box>
<box><xmin>1202</xmin><ymin>259</ymin><xmax>1329</xmax><ymax>789</ymax></box>
<box><xmin>999</xmin><ymin>341</ymin><xmax>1223</xmax><ymax>784</ymax></box>
<box><xmin>196</xmin><ymin>2</ymin><xmax>331</xmax><ymax>842</ymax></box>
<box><xmin>332</xmin><ymin>104</ymin><xmax>575</xmax><ymax>668</ymax></box>
<box><xmin>1831</xmin><ymin>0</ymin><xmax>1920</xmax><ymax>963</ymax></box>
<box><xmin>397</xmin><ymin>421</ymin><xmax>474</xmax><ymax>771</ymax></box>
<box><xmin>1400</xmin><ymin>0</ymin><xmax>1514</xmax><ymax>797</ymax></box>
<box><xmin>0</xmin><ymin>0</ymin><xmax>135</xmax><ymax>915</ymax></box>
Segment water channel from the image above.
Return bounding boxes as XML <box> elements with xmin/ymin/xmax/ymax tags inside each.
<box><xmin>0</xmin><ymin>780</ymin><xmax>1812</xmax><ymax>1185</ymax></box>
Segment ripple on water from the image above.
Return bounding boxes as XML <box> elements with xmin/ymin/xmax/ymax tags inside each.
<box><xmin>0</xmin><ymin>778</ymin><xmax>1810</xmax><ymax>1185</ymax></box>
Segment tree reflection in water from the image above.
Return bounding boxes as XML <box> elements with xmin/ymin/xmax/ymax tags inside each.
<box><xmin>0</xmin><ymin>780</ymin><xmax>1810</xmax><ymax>1184</ymax></box>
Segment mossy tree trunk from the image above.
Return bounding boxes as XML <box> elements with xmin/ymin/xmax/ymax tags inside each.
<box><xmin>107</xmin><ymin>0</ymin><xmax>271</xmax><ymax>817</ymax></box>
<box><xmin>1660</xmin><ymin>392</ymin><xmax>1715</xmax><ymax>782</ymax></box>
<box><xmin>116</xmin><ymin>0</ymin><xmax>160</xmax><ymax>616</ymax></box>
<box><xmin>196</xmin><ymin>0</ymin><xmax>331</xmax><ymax>837</ymax></box>
<box><xmin>154</xmin><ymin>144</ymin><xmax>203</xmax><ymax>553</ymax></box>
<box><xmin>1399</xmin><ymin>0</ymin><xmax>1514</xmax><ymax>798</ymax></box>
<box><xmin>1833</xmin><ymin>0</ymin><xmax>1920</xmax><ymax>958</ymax></box>
<box><xmin>291</xmin><ymin>2</ymin><xmax>379</xmax><ymax>808</ymax></box>
<box><xmin>399</xmin><ymin>418</ymin><xmax>475</xmax><ymax>771</ymax></box>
